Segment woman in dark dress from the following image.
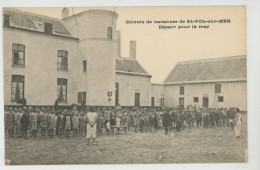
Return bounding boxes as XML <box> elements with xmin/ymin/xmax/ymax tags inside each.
<box><xmin>20</xmin><ymin>112</ymin><xmax>30</xmax><ymax>139</ymax></box>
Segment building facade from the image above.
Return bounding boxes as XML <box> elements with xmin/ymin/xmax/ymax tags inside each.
<box><xmin>3</xmin><ymin>8</ymin><xmax>247</xmax><ymax>110</ymax></box>
<box><xmin>3</xmin><ymin>8</ymin><xmax>151</xmax><ymax>107</ymax></box>
<box><xmin>163</xmin><ymin>56</ymin><xmax>247</xmax><ymax>111</ymax></box>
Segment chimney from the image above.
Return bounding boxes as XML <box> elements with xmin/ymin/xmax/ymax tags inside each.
<box><xmin>130</xmin><ymin>41</ymin><xmax>136</xmax><ymax>60</ymax></box>
<box><xmin>62</xmin><ymin>8</ymin><xmax>69</xmax><ymax>19</ymax></box>
<box><xmin>116</xmin><ymin>31</ymin><xmax>121</xmax><ymax>57</ymax></box>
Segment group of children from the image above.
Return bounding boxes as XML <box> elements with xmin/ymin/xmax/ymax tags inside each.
<box><xmin>4</xmin><ymin>105</ymin><xmax>241</xmax><ymax>139</ymax></box>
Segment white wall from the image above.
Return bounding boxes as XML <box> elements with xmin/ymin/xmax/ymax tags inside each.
<box><xmin>116</xmin><ymin>73</ymin><xmax>151</xmax><ymax>106</ymax></box>
<box><xmin>3</xmin><ymin>27</ymin><xmax>80</xmax><ymax>106</ymax></box>
<box><xmin>151</xmin><ymin>84</ymin><xmax>164</xmax><ymax>107</ymax></box>
<box><xmin>164</xmin><ymin>81</ymin><xmax>247</xmax><ymax>111</ymax></box>
<box><xmin>79</xmin><ymin>39</ymin><xmax>117</xmax><ymax>106</ymax></box>
<box><xmin>63</xmin><ymin>10</ymin><xmax>118</xmax><ymax>40</ymax></box>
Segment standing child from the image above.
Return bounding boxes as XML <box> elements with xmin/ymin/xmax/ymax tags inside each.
<box><xmin>115</xmin><ymin>114</ymin><xmax>121</xmax><ymax>134</ymax></box>
<box><xmin>106</xmin><ymin>119</ymin><xmax>110</xmax><ymax>135</ymax></box>
<box><xmin>97</xmin><ymin>114</ymin><xmax>104</xmax><ymax>136</ymax></box>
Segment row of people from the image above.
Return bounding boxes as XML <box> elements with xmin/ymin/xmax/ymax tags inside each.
<box><xmin>4</xmin><ymin>105</ymin><xmax>242</xmax><ymax>140</ymax></box>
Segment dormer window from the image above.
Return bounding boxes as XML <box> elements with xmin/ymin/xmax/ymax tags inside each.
<box><xmin>4</xmin><ymin>14</ymin><xmax>10</xmax><ymax>26</ymax></box>
<box><xmin>44</xmin><ymin>23</ymin><xmax>53</xmax><ymax>34</ymax></box>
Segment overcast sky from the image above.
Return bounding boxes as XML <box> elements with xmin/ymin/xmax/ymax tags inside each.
<box><xmin>19</xmin><ymin>7</ymin><xmax>246</xmax><ymax>83</ymax></box>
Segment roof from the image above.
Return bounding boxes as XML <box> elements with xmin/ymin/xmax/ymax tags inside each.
<box><xmin>3</xmin><ymin>8</ymin><xmax>72</xmax><ymax>37</ymax></box>
<box><xmin>62</xmin><ymin>9</ymin><xmax>118</xmax><ymax>21</ymax></box>
<box><xmin>116</xmin><ymin>58</ymin><xmax>151</xmax><ymax>77</ymax></box>
<box><xmin>164</xmin><ymin>55</ymin><xmax>247</xmax><ymax>84</ymax></box>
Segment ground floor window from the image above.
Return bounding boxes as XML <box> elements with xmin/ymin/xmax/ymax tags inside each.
<box><xmin>57</xmin><ymin>78</ymin><xmax>67</xmax><ymax>102</ymax></box>
<box><xmin>193</xmin><ymin>97</ymin><xmax>199</xmax><ymax>102</ymax></box>
<box><xmin>218</xmin><ymin>96</ymin><xmax>224</xmax><ymax>102</ymax></box>
<box><xmin>11</xmin><ymin>75</ymin><xmax>24</xmax><ymax>101</ymax></box>
<box><xmin>78</xmin><ymin>92</ymin><xmax>86</xmax><ymax>104</ymax></box>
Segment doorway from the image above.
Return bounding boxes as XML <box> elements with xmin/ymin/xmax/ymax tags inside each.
<box><xmin>135</xmin><ymin>93</ymin><xmax>140</xmax><ymax>107</ymax></box>
<box><xmin>203</xmin><ymin>97</ymin><xmax>209</xmax><ymax>108</ymax></box>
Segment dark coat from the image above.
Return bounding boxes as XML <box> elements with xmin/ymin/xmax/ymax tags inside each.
<box><xmin>162</xmin><ymin>112</ymin><xmax>171</xmax><ymax>126</ymax></box>
<box><xmin>20</xmin><ymin>113</ymin><xmax>30</xmax><ymax>131</ymax></box>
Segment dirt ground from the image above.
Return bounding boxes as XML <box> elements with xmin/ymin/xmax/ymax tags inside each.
<box><xmin>5</xmin><ymin>114</ymin><xmax>247</xmax><ymax>165</ymax></box>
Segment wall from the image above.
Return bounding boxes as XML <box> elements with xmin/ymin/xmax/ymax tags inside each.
<box><xmin>63</xmin><ymin>10</ymin><xmax>118</xmax><ymax>40</ymax></box>
<box><xmin>151</xmin><ymin>84</ymin><xmax>165</xmax><ymax>107</ymax></box>
<box><xmin>116</xmin><ymin>73</ymin><xmax>151</xmax><ymax>106</ymax></box>
<box><xmin>3</xmin><ymin>27</ymin><xmax>80</xmax><ymax>106</ymax></box>
<box><xmin>164</xmin><ymin>81</ymin><xmax>247</xmax><ymax>111</ymax></box>
<box><xmin>79</xmin><ymin>39</ymin><xmax>117</xmax><ymax>106</ymax></box>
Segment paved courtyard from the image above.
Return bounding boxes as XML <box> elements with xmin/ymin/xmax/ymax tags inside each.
<box><xmin>5</xmin><ymin>114</ymin><xmax>247</xmax><ymax>165</ymax></box>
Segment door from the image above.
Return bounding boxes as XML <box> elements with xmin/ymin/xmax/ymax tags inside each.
<box><xmin>203</xmin><ymin>97</ymin><xmax>209</xmax><ymax>108</ymax></box>
<box><xmin>160</xmin><ymin>98</ymin><xmax>164</xmax><ymax>107</ymax></box>
<box><xmin>151</xmin><ymin>97</ymin><xmax>154</xmax><ymax>107</ymax></box>
<box><xmin>115</xmin><ymin>83</ymin><xmax>119</xmax><ymax>106</ymax></box>
<box><xmin>179</xmin><ymin>98</ymin><xmax>184</xmax><ymax>109</ymax></box>
<box><xmin>135</xmin><ymin>93</ymin><xmax>140</xmax><ymax>107</ymax></box>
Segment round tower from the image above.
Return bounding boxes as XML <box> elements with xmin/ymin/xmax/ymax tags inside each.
<box><xmin>63</xmin><ymin>9</ymin><xmax>118</xmax><ymax>106</ymax></box>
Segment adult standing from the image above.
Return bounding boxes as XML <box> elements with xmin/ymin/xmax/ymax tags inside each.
<box><xmin>234</xmin><ymin>111</ymin><xmax>242</xmax><ymax>138</ymax></box>
<box><xmin>20</xmin><ymin>110</ymin><xmax>30</xmax><ymax>139</ymax></box>
<box><xmin>86</xmin><ymin>107</ymin><xmax>98</xmax><ymax>145</ymax></box>
<box><xmin>6</xmin><ymin>108</ymin><xmax>15</xmax><ymax>138</ymax></box>
<box><xmin>176</xmin><ymin>111</ymin><xmax>182</xmax><ymax>132</ymax></box>
<box><xmin>162</xmin><ymin>110</ymin><xmax>171</xmax><ymax>135</ymax></box>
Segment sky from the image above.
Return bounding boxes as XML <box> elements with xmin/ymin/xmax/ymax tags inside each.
<box><xmin>18</xmin><ymin>7</ymin><xmax>246</xmax><ymax>83</ymax></box>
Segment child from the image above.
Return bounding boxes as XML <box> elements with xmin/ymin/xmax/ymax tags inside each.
<box><xmin>106</xmin><ymin>119</ymin><xmax>110</xmax><ymax>135</ymax></box>
<box><xmin>97</xmin><ymin>114</ymin><xmax>104</xmax><ymax>136</ymax></box>
<box><xmin>72</xmin><ymin>114</ymin><xmax>79</xmax><ymax>137</ymax></box>
<box><xmin>115</xmin><ymin>115</ymin><xmax>121</xmax><ymax>134</ymax></box>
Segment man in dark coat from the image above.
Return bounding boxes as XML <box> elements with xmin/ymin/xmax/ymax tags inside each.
<box><xmin>176</xmin><ymin>111</ymin><xmax>182</xmax><ymax>132</ymax></box>
<box><xmin>162</xmin><ymin>110</ymin><xmax>171</xmax><ymax>135</ymax></box>
<box><xmin>20</xmin><ymin>110</ymin><xmax>30</xmax><ymax>139</ymax></box>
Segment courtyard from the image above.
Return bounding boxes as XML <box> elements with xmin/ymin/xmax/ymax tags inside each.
<box><xmin>5</xmin><ymin>114</ymin><xmax>247</xmax><ymax>165</ymax></box>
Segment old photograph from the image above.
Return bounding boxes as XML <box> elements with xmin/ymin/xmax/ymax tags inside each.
<box><xmin>3</xmin><ymin>6</ymin><xmax>247</xmax><ymax>164</ymax></box>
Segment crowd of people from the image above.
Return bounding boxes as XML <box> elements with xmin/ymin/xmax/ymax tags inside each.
<box><xmin>4</xmin><ymin>105</ymin><xmax>243</xmax><ymax>144</ymax></box>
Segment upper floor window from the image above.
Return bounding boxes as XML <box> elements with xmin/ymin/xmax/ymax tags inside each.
<box><xmin>180</xmin><ymin>86</ymin><xmax>184</xmax><ymax>95</ymax></box>
<box><xmin>83</xmin><ymin>60</ymin><xmax>87</xmax><ymax>72</ymax></box>
<box><xmin>215</xmin><ymin>84</ymin><xmax>221</xmax><ymax>93</ymax></box>
<box><xmin>57</xmin><ymin>78</ymin><xmax>67</xmax><ymax>102</ymax></box>
<box><xmin>12</xmin><ymin>44</ymin><xmax>25</xmax><ymax>66</ymax></box>
<box><xmin>57</xmin><ymin>50</ymin><xmax>68</xmax><ymax>70</ymax></box>
<box><xmin>107</xmin><ymin>27</ymin><xmax>112</xmax><ymax>39</ymax></box>
<box><xmin>11</xmin><ymin>75</ymin><xmax>24</xmax><ymax>101</ymax></box>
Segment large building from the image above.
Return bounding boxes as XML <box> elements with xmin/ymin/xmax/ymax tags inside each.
<box><xmin>163</xmin><ymin>55</ymin><xmax>247</xmax><ymax>111</ymax></box>
<box><xmin>3</xmin><ymin>8</ymin><xmax>151</xmax><ymax>107</ymax></box>
<box><xmin>3</xmin><ymin>8</ymin><xmax>247</xmax><ymax>111</ymax></box>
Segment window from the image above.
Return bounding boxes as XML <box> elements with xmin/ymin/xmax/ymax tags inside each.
<box><xmin>44</xmin><ymin>23</ymin><xmax>53</xmax><ymax>34</ymax></box>
<box><xmin>218</xmin><ymin>96</ymin><xmax>224</xmax><ymax>102</ymax></box>
<box><xmin>57</xmin><ymin>78</ymin><xmax>67</xmax><ymax>102</ymax></box>
<box><xmin>107</xmin><ymin>27</ymin><xmax>112</xmax><ymax>39</ymax></box>
<box><xmin>83</xmin><ymin>60</ymin><xmax>87</xmax><ymax>72</ymax></box>
<box><xmin>4</xmin><ymin>14</ymin><xmax>10</xmax><ymax>26</ymax></box>
<box><xmin>11</xmin><ymin>75</ymin><xmax>24</xmax><ymax>101</ymax></box>
<box><xmin>78</xmin><ymin>92</ymin><xmax>86</xmax><ymax>104</ymax></box>
<box><xmin>57</xmin><ymin>50</ymin><xmax>68</xmax><ymax>70</ymax></box>
<box><xmin>215</xmin><ymin>84</ymin><xmax>221</xmax><ymax>93</ymax></box>
<box><xmin>180</xmin><ymin>86</ymin><xmax>184</xmax><ymax>95</ymax></box>
<box><xmin>12</xmin><ymin>44</ymin><xmax>25</xmax><ymax>66</ymax></box>
<box><xmin>193</xmin><ymin>97</ymin><xmax>199</xmax><ymax>102</ymax></box>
